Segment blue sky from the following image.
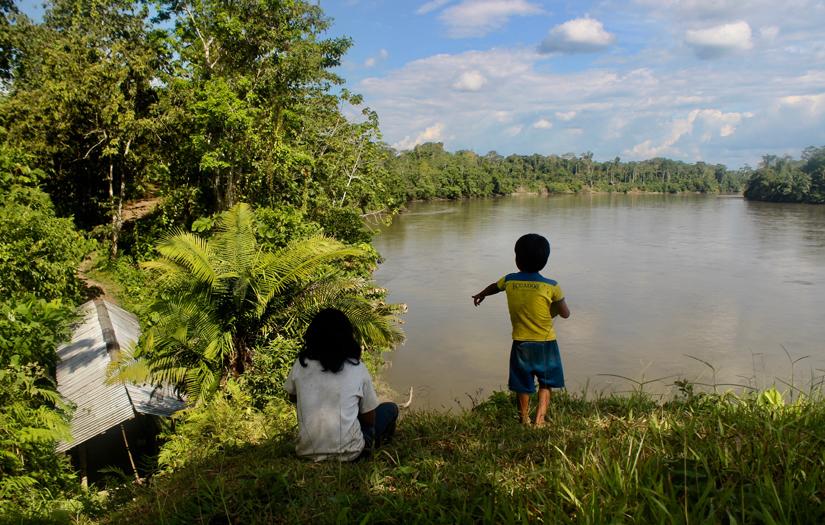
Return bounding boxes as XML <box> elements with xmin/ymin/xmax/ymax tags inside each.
<box><xmin>18</xmin><ymin>1</ymin><xmax>825</xmax><ymax>167</ymax></box>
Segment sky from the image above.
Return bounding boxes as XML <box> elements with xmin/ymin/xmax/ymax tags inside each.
<box><xmin>18</xmin><ymin>1</ymin><xmax>825</xmax><ymax>167</ymax></box>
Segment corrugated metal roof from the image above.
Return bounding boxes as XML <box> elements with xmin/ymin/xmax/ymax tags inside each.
<box><xmin>55</xmin><ymin>300</ymin><xmax>185</xmax><ymax>452</ymax></box>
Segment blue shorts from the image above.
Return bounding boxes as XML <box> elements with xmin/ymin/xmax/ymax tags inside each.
<box><xmin>508</xmin><ymin>340</ymin><xmax>565</xmax><ymax>393</ymax></box>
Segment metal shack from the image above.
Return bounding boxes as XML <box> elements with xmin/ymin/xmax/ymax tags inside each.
<box><xmin>55</xmin><ymin>299</ymin><xmax>185</xmax><ymax>484</ymax></box>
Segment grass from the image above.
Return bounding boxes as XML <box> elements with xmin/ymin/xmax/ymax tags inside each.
<box><xmin>100</xmin><ymin>387</ymin><xmax>825</xmax><ymax>524</ymax></box>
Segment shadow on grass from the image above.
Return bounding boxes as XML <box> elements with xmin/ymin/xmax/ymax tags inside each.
<box><xmin>106</xmin><ymin>389</ymin><xmax>825</xmax><ymax>524</ymax></box>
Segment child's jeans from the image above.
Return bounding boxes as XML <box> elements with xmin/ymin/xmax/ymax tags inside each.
<box><xmin>359</xmin><ymin>402</ymin><xmax>399</xmax><ymax>458</ymax></box>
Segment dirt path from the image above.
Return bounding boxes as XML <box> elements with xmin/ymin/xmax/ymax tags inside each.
<box><xmin>76</xmin><ymin>197</ymin><xmax>162</xmax><ymax>301</ymax></box>
<box><xmin>122</xmin><ymin>197</ymin><xmax>161</xmax><ymax>222</ymax></box>
<box><xmin>77</xmin><ymin>256</ymin><xmax>112</xmax><ymax>301</ymax></box>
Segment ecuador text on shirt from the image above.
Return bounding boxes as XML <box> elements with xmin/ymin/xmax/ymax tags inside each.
<box><xmin>496</xmin><ymin>272</ymin><xmax>564</xmax><ymax>342</ymax></box>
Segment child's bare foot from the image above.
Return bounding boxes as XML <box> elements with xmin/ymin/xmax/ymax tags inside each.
<box><xmin>520</xmin><ymin>416</ymin><xmax>532</xmax><ymax>426</ymax></box>
<box><xmin>534</xmin><ymin>419</ymin><xmax>545</xmax><ymax>428</ymax></box>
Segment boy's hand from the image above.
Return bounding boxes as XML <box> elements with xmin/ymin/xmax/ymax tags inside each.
<box><xmin>473</xmin><ymin>283</ymin><xmax>501</xmax><ymax>306</ymax></box>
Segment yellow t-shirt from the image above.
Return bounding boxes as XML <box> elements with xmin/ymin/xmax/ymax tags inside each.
<box><xmin>497</xmin><ymin>272</ymin><xmax>564</xmax><ymax>342</ymax></box>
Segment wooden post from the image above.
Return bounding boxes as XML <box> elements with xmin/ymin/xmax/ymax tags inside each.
<box><xmin>120</xmin><ymin>424</ymin><xmax>142</xmax><ymax>484</ymax></box>
<box><xmin>78</xmin><ymin>443</ymin><xmax>88</xmax><ymax>489</ymax></box>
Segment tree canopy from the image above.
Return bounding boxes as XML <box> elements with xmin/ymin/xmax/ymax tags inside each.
<box><xmin>744</xmin><ymin>147</ymin><xmax>825</xmax><ymax>203</ymax></box>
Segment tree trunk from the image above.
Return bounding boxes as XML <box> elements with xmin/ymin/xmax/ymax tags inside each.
<box><xmin>108</xmin><ymin>161</ymin><xmax>119</xmax><ymax>259</ymax></box>
<box><xmin>108</xmin><ymin>139</ymin><xmax>130</xmax><ymax>259</ymax></box>
<box><xmin>231</xmin><ymin>339</ymin><xmax>247</xmax><ymax>376</ymax></box>
<box><xmin>301</xmin><ymin>167</ymin><xmax>310</xmax><ymax>213</ymax></box>
<box><xmin>215</xmin><ymin>172</ymin><xmax>224</xmax><ymax>211</ymax></box>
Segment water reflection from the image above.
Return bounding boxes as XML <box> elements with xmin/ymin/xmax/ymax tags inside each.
<box><xmin>374</xmin><ymin>195</ymin><xmax>825</xmax><ymax>409</ymax></box>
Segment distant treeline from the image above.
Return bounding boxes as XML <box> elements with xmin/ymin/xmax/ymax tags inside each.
<box><xmin>743</xmin><ymin>146</ymin><xmax>825</xmax><ymax>204</ymax></box>
<box><xmin>385</xmin><ymin>143</ymin><xmax>747</xmax><ymax>200</ymax></box>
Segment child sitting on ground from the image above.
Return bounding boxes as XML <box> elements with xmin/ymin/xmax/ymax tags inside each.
<box><xmin>284</xmin><ymin>308</ymin><xmax>398</xmax><ymax>461</ymax></box>
<box><xmin>472</xmin><ymin>233</ymin><xmax>570</xmax><ymax>427</ymax></box>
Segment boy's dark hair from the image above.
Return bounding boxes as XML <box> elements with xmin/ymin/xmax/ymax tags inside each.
<box><xmin>515</xmin><ymin>233</ymin><xmax>550</xmax><ymax>272</ymax></box>
<box><xmin>299</xmin><ymin>308</ymin><xmax>362</xmax><ymax>373</ymax></box>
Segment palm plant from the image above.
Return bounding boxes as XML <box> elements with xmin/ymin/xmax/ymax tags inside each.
<box><xmin>109</xmin><ymin>203</ymin><xmax>403</xmax><ymax>403</ymax></box>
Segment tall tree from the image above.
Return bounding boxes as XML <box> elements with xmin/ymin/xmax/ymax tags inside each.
<box><xmin>154</xmin><ymin>0</ymin><xmax>358</xmax><ymax>216</ymax></box>
<box><xmin>0</xmin><ymin>0</ymin><xmax>20</xmax><ymax>81</ymax></box>
<box><xmin>1</xmin><ymin>0</ymin><xmax>164</xmax><ymax>257</ymax></box>
<box><xmin>110</xmin><ymin>203</ymin><xmax>403</xmax><ymax>402</ymax></box>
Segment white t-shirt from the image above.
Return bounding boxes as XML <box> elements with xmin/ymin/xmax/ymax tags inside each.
<box><xmin>283</xmin><ymin>358</ymin><xmax>380</xmax><ymax>462</ymax></box>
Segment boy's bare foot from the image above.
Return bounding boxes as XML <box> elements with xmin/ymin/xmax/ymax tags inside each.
<box><xmin>534</xmin><ymin>419</ymin><xmax>546</xmax><ymax>428</ymax></box>
<box><xmin>520</xmin><ymin>416</ymin><xmax>532</xmax><ymax>426</ymax></box>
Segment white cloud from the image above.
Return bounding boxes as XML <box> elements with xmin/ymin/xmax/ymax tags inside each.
<box><xmin>359</xmin><ymin>40</ymin><xmax>824</xmax><ymax>166</ymax></box>
<box><xmin>627</xmin><ymin>109</ymin><xmax>752</xmax><ymax>158</ymax></box>
<box><xmin>539</xmin><ymin>17</ymin><xmax>615</xmax><ymax>54</ymax></box>
<box><xmin>452</xmin><ymin>70</ymin><xmax>487</xmax><ymax>91</ymax></box>
<box><xmin>685</xmin><ymin>21</ymin><xmax>753</xmax><ymax>58</ymax></box>
<box><xmin>505</xmin><ymin>125</ymin><xmax>523</xmax><ymax>136</ymax></box>
<box><xmin>493</xmin><ymin>111</ymin><xmax>513</xmax><ymax>123</ymax></box>
<box><xmin>759</xmin><ymin>26</ymin><xmax>779</xmax><ymax>41</ymax></box>
<box><xmin>439</xmin><ymin>0</ymin><xmax>543</xmax><ymax>38</ymax></box>
<box><xmin>364</xmin><ymin>49</ymin><xmax>390</xmax><ymax>68</ymax></box>
<box><xmin>417</xmin><ymin>0</ymin><xmax>453</xmax><ymax>15</ymax></box>
<box><xmin>393</xmin><ymin>122</ymin><xmax>446</xmax><ymax>150</ymax></box>
<box><xmin>635</xmin><ymin>0</ymin><xmax>769</xmax><ymax>20</ymax></box>
<box><xmin>779</xmin><ymin>93</ymin><xmax>825</xmax><ymax>116</ymax></box>
<box><xmin>532</xmin><ymin>118</ymin><xmax>552</xmax><ymax>129</ymax></box>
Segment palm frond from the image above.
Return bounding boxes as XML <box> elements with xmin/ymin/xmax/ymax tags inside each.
<box><xmin>147</xmin><ymin>230</ymin><xmax>217</xmax><ymax>286</ymax></box>
<box><xmin>130</xmin><ymin>203</ymin><xmax>405</xmax><ymax>404</ymax></box>
<box><xmin>106</xmin><ymin>343</ymin><xmax>153</xmax><ymax>386</ymax></box>
<box><xmin>254</xmin><ymin>236</ymin><xmax>365</xmax><ymax>314</ymax></box>
<box><xmin>212</xmin><ymin>203</ymin><xmax>257</xmax><ymax>278</ymax></box>
<box><xmin>280</xmin><ymin>274</ymin><xmax>404</xmax><ymax>350</ymax></box>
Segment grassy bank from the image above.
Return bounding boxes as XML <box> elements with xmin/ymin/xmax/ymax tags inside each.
<box><xmin>100</xmin><ymin>388</ymin><xmax>825</xmax><ymax>524</ymax></box>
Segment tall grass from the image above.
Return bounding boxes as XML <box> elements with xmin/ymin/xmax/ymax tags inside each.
<box><xmin>103</xmin><ymin>386</ymin><xmax>825</xmax><ymax>524</ymax></box>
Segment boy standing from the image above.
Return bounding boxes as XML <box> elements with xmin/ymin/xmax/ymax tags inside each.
<box><xmin>472</xmin><ymin>233</ymin><xmax>570</xmax><ymax>427</ymax></box>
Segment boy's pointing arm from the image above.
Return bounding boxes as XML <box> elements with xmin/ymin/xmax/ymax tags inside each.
<box><xmin>472</xmin><ymin>282</ymin><xmax>501</xmax><ymax>306</ymax></box>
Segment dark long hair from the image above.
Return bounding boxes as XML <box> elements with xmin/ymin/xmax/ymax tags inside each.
<box><xmin>298</xmin><ymin>308</ymin><xmax>362</xmax><ymax>373</ymax></box>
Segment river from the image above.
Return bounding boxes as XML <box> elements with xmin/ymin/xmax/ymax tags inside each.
<box><xmin>372</xmin><ymin>194</ymin><xmax>825</xmax><ymax>409</ymax></box>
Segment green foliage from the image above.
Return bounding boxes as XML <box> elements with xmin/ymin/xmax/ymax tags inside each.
<box><xmin>108</xmin><ymin>387</ymin><xmax>825</xmax><ymax>524</ymax></box>
<box><xmin>389</xmin><ymin>144</ymin><xmax>745</xmax><ymax>200</ymax></box>
<box><xmin>0</xmin><ymin>1</ymin><xmax>20</xmax><ymax>82</ymax></box>
<box><xmin>0</xmin><ymin>145</ymin><xmax>45</xmax><ymax>194</ymax></box>
<box><xmin>86</xmin><ymin>254</ymin><xmax>158</xmax><ymax>321</ymax></box>
<box><xmin>744</xmin><ymin>147</ymin><xmax>825</xmax><ymax>203</ymax></box>
<box><xmin>254</xmin><ymin>205</ymin><xmax>322</xmax><ymax>249</ymax></box>
<box><xmin>1</xmin><ymin>146</ymin><xmax>92</xmax><ymax>303</ymax></box>
<box><xmin>0</xmin><ymin>360</ymin><xmax>77</xmax><ymax>522</ymax></box>
<box><xmin>155</xmin><ymin>380</ymin><xmax>295</xmax><ymax>473</ymax></box>
<box><xmin>240</xmin><ymin>336</ymin><xmax>301</xmax><ymax>407</ymax></box>
<box><xmin>115</xmin><ymin>210</ymin><xmax>172</xmax><ymax>262</ymax></box>
<box><xmin>0</xmin><ymin>189</ymin><xmax>92</xmax><ymax>303</ymax></box>
<box><xmin>109</xmin><ymin>203</ymin><xmax>402</xmax><ymax>403</ymax></box>
<box><xmin>148</xmin><ymin>0</ymin><xmax>395</xmax><ymax>220</ymax></box>
<box><xmin>315</xmin><ymin>206</ymin><xmax>374</xmax><ymax>245</ymax></box>
<box><xmin>1</xmin><ymin>0</ymin><xmax>166</xmax><ymax>240</ymax></box>
<box><xmin>0</xmin><ymin>297</ymin><xmax>74</xmax><ymax>373</ymax></box>
<box><xmin>802</xmin><ymin>145</ymin><xmax>825</xmax><ymax>202</ymax></box>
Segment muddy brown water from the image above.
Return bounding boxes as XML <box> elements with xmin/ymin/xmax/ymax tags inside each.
<box><xmin>373</xmin><ymin>194</ymin><xmax>825</xmax><ymax>409</ymax></box>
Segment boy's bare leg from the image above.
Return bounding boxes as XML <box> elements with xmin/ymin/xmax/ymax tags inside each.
<box><xmin>534</xmin><ymin>387</ymin><xmax>551</xmax><ymax>427</ymax></box>
<box><xmin>517</xmin><ymin>393</ymin><xmax>531</xmax><ymax>424</ymax></box>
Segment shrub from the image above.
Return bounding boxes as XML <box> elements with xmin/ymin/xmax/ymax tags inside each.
<box><xmin>156</xmin><ymin>381</ymin><xmax>296</xmax><ymax>473</ymax></box>
<box><xmin>0</xmin><ymin>193</ymin><xmax>92</xmax><ymax>302</ymax></box>
<box><xmin>0</xmin><ymin>360</ymin><xmax>77</xmax><ymax>522</ymax></box>
<box><xmin>0</xmin><ymin>297</ymin><xmax>74</xmax><ymax>373</ymax></box>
